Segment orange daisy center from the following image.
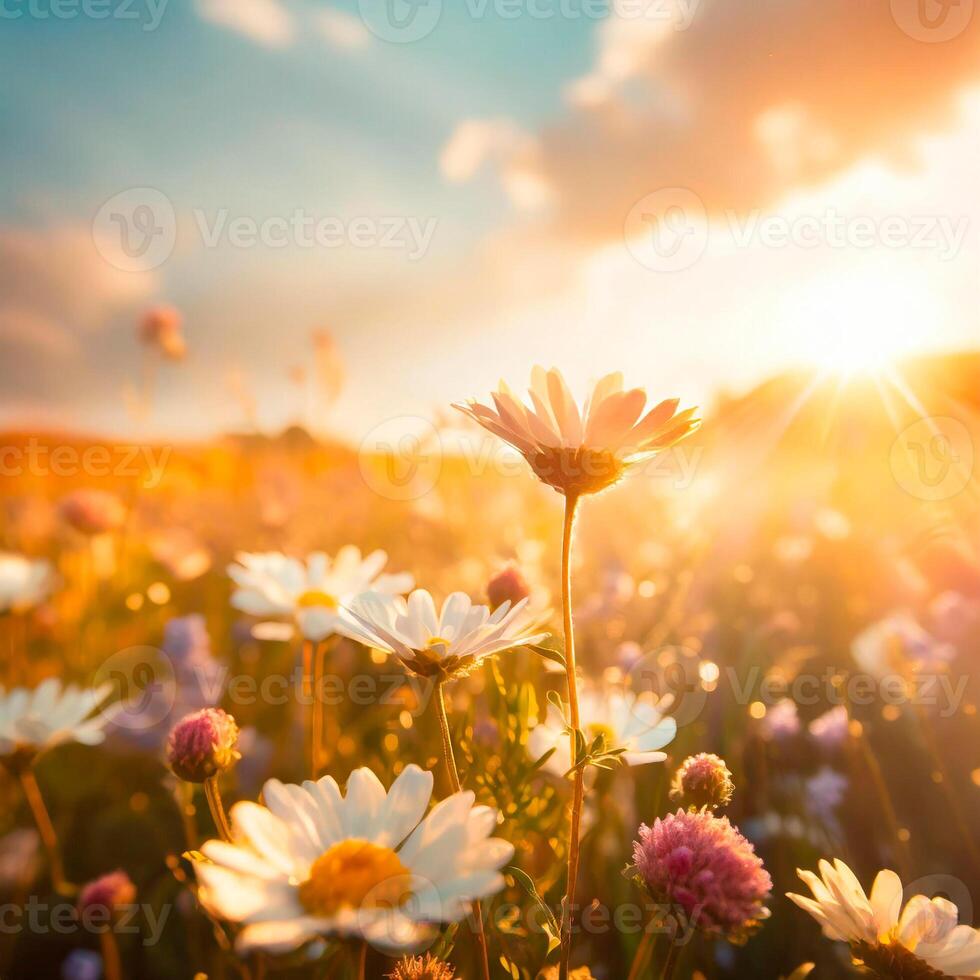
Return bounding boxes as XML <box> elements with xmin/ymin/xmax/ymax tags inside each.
<box><xmin>296</xmin><ymin>590</ymin><xmax>338</xmax><ymax>610</ymax></box>
<box><xmin>298</xmin><ymin>840</ymin><xmax>411</xmax><ymax>917</ymax></box>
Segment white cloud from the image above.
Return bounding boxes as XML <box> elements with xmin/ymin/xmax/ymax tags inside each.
<box><xmin>314</xmin><ymin>7</ymin><xmax>371</xmax><ymax>51</ymax></box>
<box><xmin>195</xmin><ymin>0</ymin><xmax>294</xmax><ymax>48</ymax></box>
<box><xmin>440</xmin><ymin>118</ymin><xmax>553</xmax><ymax>210</ymax></box>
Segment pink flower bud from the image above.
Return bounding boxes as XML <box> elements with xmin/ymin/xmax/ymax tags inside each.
<box><xmin>670</xmin><ymin>753</ymin><xmax>735</xmax><ymax>810</ymax></box>
<box><xmin>59</xmin><ymin>489</ymin><xmax>126</xmax><ymax>536</ymax></box>
<box><xmin>78</xmin><ymin>870</ymin><xmax>136</xmax><ymax>914</ymax></box>
<box><xmin>167</xmin><ymin>708</ymin><xmax>240</xmax><ymax>783</ymax></box>
<box><xmin>487</xmin><ymin>565</ymin><xmax>530</xmax><ymax>611</ymax></box>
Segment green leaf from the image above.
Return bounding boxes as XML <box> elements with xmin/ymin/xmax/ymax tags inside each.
<box><xmin>529</xmin><ymin>745</ymin><xmax>558</xmax><ymax>772</ymax></box>
<box><xmin>526</xmin><ymin>637</ymin><xmax>566</xmax><ymax>669</ymax></box>
<box><xmin>507</xmin><ymin>866</ymin><xmax>560</xmax><ymax>952</ymax></box>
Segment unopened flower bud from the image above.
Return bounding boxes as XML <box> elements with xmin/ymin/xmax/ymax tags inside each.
<box><xmin>59</xmin><ymin>489</ymin><xmax>127</xmax><ymax>536</ymax></box>
<box><xmin>167</xmin><ymin>708</ymin><xmax>240</xmax><ymax>783</ymax></box>
<box><xmin>78</xmin><ymin>870</ymin><xmax>136</xmax><ymax>915</ymax></box>
<box><xmin>487</xmin><ymin>564</ymin><xmax>530</xmax><ymax>610</ymax></box>
<box><xmin>670</xmin><ymin>753</ymin><xmax>734</xmax><ymax>810</ymax></box>
<box><xmin>387</xmin><ymin>954</ymin><xmax>457</xmax><ymax>980</ymax></box>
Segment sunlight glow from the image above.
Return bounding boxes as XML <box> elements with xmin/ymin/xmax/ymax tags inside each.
<box><xmin>787</xmin><ymin>275</ymin><xmax>935</xmax><ymax>379</ymax></box>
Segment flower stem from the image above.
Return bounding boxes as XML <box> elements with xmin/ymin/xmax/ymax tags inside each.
<box><xmin>433</xmin><ymin>680</ymin><xmax>491</xmax><ymax>980</ymax></box>
<box><xmin>302</xmin><ymin>638</ymin><xmax>314</xmax><ymax>775</ymax></box>
<box><xmin>354</xmin><ymin>940</ymin><xmax>367</xmax><ymax>980</ymax></box>
<box><xmin>855</xmin><ymin>738</ymin><xmax>911</xmax><ymax>880</ymax></box>
<box><xmin>659</xmin><ymin>938</ymin><xmax>681</xmax><ymax>980</ymax></box>
<box><xmin>204</xmin><ymin>777</ymin><xmax>233</xmax><ymax>842</ymax></box>
<box><xmin>19</xmin><ymin>767</ymin><xmax>69</xmax><ymax>894</ymax></box>
<box><xmin>626</xmin><ymin>929</ymin><xmax>657</xmax><ymax>980</ymax></box>
<box><xmin>311</xmin><ymin>639</ymin><xmax>327</xmax><ymax>778</ymax></box>
<box><xmin>100</xmin><ymin>929</ymin><xmax>123</xmax><ymax>980</ymax></box>
<box><xmin>434</xmin><ymin>680</ymin><xmax>461</xmax><ymax>794</ymax></box>
<box><xmin>558</xmin><ymin>493</ymin><xmax>582</xmax><ymax>980</ymax></box>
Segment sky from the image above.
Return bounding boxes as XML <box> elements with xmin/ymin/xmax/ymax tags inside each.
<box><xmin>1</xmin><ymin>0</ymin><xmax>979</xmax><ymax>443</ymax></box>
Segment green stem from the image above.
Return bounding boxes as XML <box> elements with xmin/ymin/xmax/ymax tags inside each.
<box><xmin>302</xmin><ymin>639</ymin><xmax>314</xmax><ymax>776</ymax></box>
<box><xmin>311</xmin><ymin>640</ymin><xmax>328</xmax><ymax>778</ymax></box>
<box><xmin>627</xmin><ymin>929</ymin><xmax>657</xmax><ymax>980</ymax></box>
<box><xmin>433</xmin><ymin>680</ymin><xmax>491</xmax><ymax>980</ymax></box>
<box><xmin>856</xmin><ymin>738</ymin><xmax>911</xmax><ymax>881</ymax></box>
<box><xmin>100</xmin><ymin>929</ymin><xmax>123</xmax><ymax>980</ymax></box>
<box><xmin>558</xmin><ymin>493</ymin><xmax>582</xmax><ymax>980</ymax></box>
<box><xmin>204</xmin><ymin>777</ymin><xmax>233</xmax><ymax>842</ymax></box>
<box><xmin>659</xmin><ymin>938</ymin><xmax>681</xmax><ymax>980</ymax></box>
<box><xmin>19</xmin><ymin>767</ymin><xmax>69</xmax><ymax>894</ymax></box>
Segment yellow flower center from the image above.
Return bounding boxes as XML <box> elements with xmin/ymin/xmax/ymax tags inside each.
<box><xmin>296</xmin><ymin>590</ymin><xmax>338</xmax><ymax>609</ymax></box>
<box><xmin>426</xmin><ymin>636</ymin><xmax>451</xmax><ymax>649</ymax></box>
<box><xmin>587</xmin><ymin>722</ymin><xmax>616</xmax><ymax>746</ymax></box>
<box><xmin>297</xmin><ymin>840</ymin><xmax>411</xmax><ymax>917</ymax></box>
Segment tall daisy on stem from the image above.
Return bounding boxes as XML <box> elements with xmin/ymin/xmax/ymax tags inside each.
<box><xmin>228</xmin><ymin>548</ymin><xmax>413</xmax><ymax>776</ymax></box>
<box><xmin>455</xmin><ymin>366</ymin><xmax>699</xmax><ymax>978</ymax></box>
<box><xmin>340</xmin><ymin>587</ymin><xmax>547</xmax><ymax>980</ymax></box>
<box><xmin>0</xmin><ymin>679</ymin><xmax>118</xmax><ymax>893</ymax></box>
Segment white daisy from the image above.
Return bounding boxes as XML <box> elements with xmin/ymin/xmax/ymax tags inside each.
<box><xmin>0</xmin><ymin>679</ymin><xmax>116</xmax><ymax>761</ymax></box>
<box><xmin>852</xmin><ymin>611</ymin><xmax>955</xmax><ymax>679</ymax></box>
<box><xmin>528</xmin><ymin>687</ymin><xmax>676</xmax><ymax>775</ymax></box>
<box><xmin>0</xmin><ymin>553</ymin><xmax>55</xmax><ymax>614</ymax></box>
<box><xmin>339</xmin><ymin>589</ymin><xmax>548</xmax><ymax>679</ymax></box>
<box><xmin>228</xmin><ymin>547</ymin><xmax>414</xmax><ymax>643</ymax></box>
<box><xmin>788</xmin><ymin>859</ymin><xmax>980</xmax><ymax>977</ymax></box>
<box><xmin>455</xmin><ymin>366</ymin><xmax>699</xmax><ymax>496</ymax></box>
<box><xmin>193</xmin><ymin>765</ymin><xmax>514</xmax><ymax>954</ymax></box>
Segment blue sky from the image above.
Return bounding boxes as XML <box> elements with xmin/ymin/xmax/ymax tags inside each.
<box><xmin>2</xmin><ymin>0</ymin><xmax>979</xmax><ymax>440</ymax></box>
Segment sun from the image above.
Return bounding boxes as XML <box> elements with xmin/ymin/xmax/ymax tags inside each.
<box><xmin>784</xmin><ymin>273</ymin><xmax>936</xmax><ymax>380</ymax></box>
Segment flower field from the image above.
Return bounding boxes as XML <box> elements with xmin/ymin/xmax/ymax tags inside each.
<box><xmin>0</xmin><ymin>356</ymin><xmax>978</xmax><ymax>979</ymax></box>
